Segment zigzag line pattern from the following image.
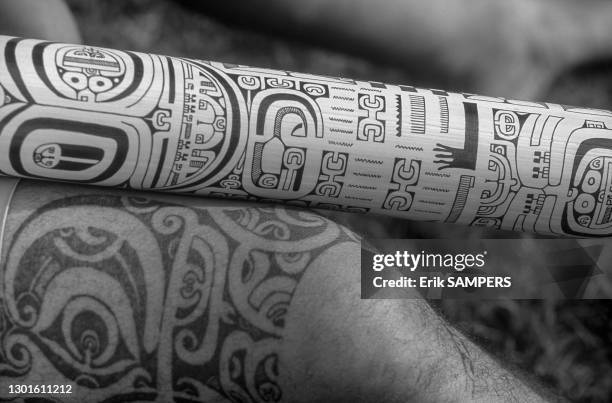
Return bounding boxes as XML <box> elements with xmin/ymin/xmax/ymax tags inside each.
<box><xmin>395</xmin><ymin>144</ymin><xmax>424</xmax><ymax>151</ymax></box>
<box><xmin>329</xmin><ymin>117</ymin><xmax>354</xmax><ymax>124</ymax></box>
<box><xmin>331</xmin><ymin>86</ymin><xmax>356</xmax><ymax>92</ymax></box>
<box><xmin>331</xmin><ymin>106</ymin><xmax>355</xmax><ymax>112</ymax></box>
<box><xmin>332</xmin><ymin>96</ymin><xmax>356</xmax><ymax>101</ymax></box>
<box><xmin>329</xmin><ymin>128</ymin><xmax>353</xmax><ymax>134</ymax></box>
<box><xmin>423</xmin><ymin>186</ymin><xmax>450</xmax><ymax>192</ymax></box>
<box><xmin>355</xmin><ymin>158</ymin><xmax>384</xmax><ymax>164</ymax></box>
<box><xmin>328</xmin><ymin>140</ymin><xmax>354</xmax><ymax>147</ymax></box>
<box><xmin>354</xmin><ymin>172</ymin><xmax>382</xmax><ymax>178</ymax></box>
<box><xmin>424</xmin><ymin>171</ymin><xmax>451</xmax><ymax>178</ymax></box>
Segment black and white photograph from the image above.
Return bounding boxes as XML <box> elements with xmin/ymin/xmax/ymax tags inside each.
<box><xmin>0</xmin><ymin>1</ymin><xmax>611</xmax><ymax>401</ymax></box>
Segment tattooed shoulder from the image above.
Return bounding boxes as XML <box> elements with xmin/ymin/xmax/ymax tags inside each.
<box><xmin>0</xmin><ymin>184</ymin><xmax>358</xmax><ymax>402</ymax></box>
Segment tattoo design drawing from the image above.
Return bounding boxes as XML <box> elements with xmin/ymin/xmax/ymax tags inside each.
<box><xmin>1</xmin><ymin>36</ymin><xmax>612</xmax><ymax>236</ymax></box>
<box><xmin>0</xmin><ymin>192</ymin><xmax>355</xmax><ymax>401</ymax></box>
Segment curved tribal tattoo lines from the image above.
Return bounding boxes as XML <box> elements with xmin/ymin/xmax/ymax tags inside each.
<box><xmin>1</xmin><ymin>36</ymin><xmax>612</xmax><ymax>236</ymax></box>
<box><xmin>0</xmin><ymin>195</ymin><xmax>351</xmax><ymax>402</ymax></box>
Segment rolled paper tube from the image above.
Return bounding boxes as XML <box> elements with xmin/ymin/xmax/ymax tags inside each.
<box><xmin>0</xmin><ymin>35</ymin><xmax>611</xmax><ymax>237</ymax></box>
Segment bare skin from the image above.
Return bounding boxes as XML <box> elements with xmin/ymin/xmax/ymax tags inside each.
<box><xmin>0</xmin><ymin>0</ymin><xmax>81</xmax><ymax>43</ymax></box>
<box><xmin>0</xmin><ymin>179</ymin><xmax>558</xmax><ymax>402</ymax></box>
<box><xmin>4</xmin><ymin>0</ymin><xmax>612</xmax><ymax>100</ymax></box>
<box><xmin>199</xmin><ymin>0</ymin><xmax>612</xmax><ymax>100</ymax></box>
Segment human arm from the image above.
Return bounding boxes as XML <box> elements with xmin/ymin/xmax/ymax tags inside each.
<box><xmin>198</xmin><ymin>0</ymin><xmax>612</xmax><ymax>100</ymax></box>
<box><xmin>0</xmin><ymin>178</ymin><xmax>560</xmax><ymax>402</ymax></box>
<box><xmin>0</xmin><ymin>0</ymin><xmax>81</xmax><ymax>43</ymax></box>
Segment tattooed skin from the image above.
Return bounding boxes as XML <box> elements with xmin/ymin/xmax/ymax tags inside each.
<box><xmin>0</xmin><ymin>181</ymin><xmax>557</xmax><ymax>403</ymax></box>
<box><xmin>0</xmin><ymin>36</ymin><xmax>612</xmax><ymax>236</ymax></box>
<box><xmin>0</xmin><ymin>183</ymin><xmax>355</xmax><ymax>402</ymax></box>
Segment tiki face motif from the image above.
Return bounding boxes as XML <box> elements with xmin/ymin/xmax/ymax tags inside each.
<box><xmin>567</xmin><ymin>154</ymin><xmax>612</xmax><ymax>233</ymax></box>
<box><xmin>55</xmin><ymin>47</ymin><xmax>128</xmax><ymax>102</ymax></box>
<box><xmin>33</xmin><ymin>143</ymin><xmax>62</xmax><ymax>168</ymax></box>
